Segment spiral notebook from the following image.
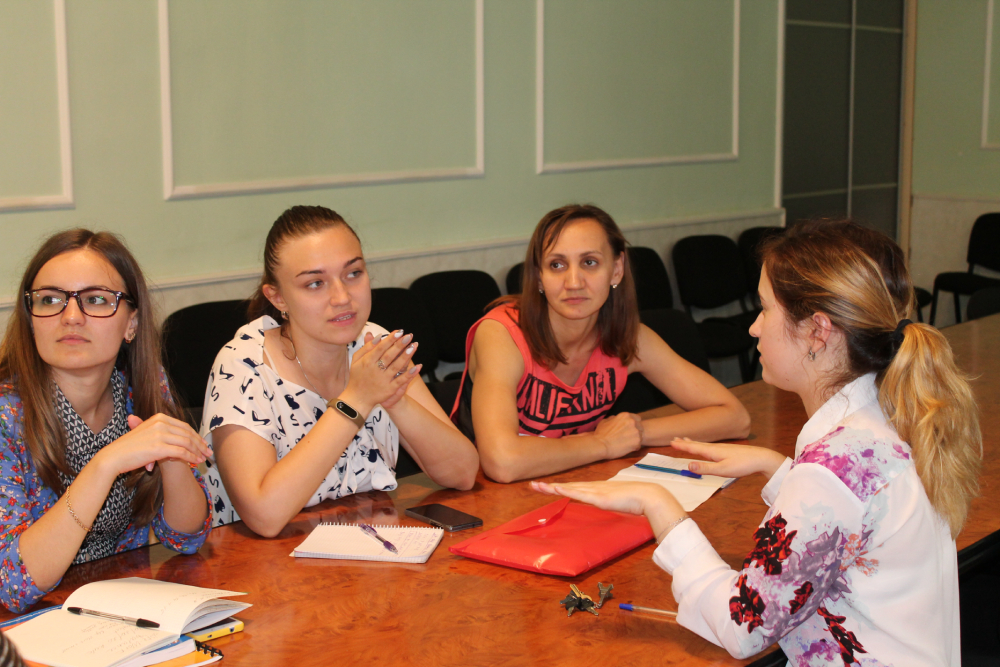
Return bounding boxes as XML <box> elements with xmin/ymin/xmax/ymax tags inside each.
<box><xmin>291</xmin><ymin>523</ymin><xmax>444</xmax><ymax>563</ymax></box>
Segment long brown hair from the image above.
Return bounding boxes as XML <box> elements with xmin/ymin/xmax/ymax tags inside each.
<box><xmin>503</xmin><ymin>204</ymin><xmax>639</xmax><ymax>368</ymax></box>
<box><xmin>762</xmin><ymin>219</ymin><xmax>981</xmax><ymax>537</ymax></box>
<box><xmin>247</xmin><ymin>205</ymin><xmax>359</xmax><ymax>322</ymax></box>
<box><xmin>0</xmin><ymin>229</ymin><xmax>180</xmax><ymax>525</ymax></box>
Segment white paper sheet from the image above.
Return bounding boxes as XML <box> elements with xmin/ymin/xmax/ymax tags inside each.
<box><xmin>609</xmin><ymin>452</ymin><xmax>736</xmax><ymax>512</ymax></box>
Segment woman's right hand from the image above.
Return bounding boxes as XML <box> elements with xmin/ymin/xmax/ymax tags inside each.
<box><xmin>342</xmin><ymin>330</ymin><xmax>422</xmax><ymax>412</ymax></box>
<box><xmin>595</xmin><ymin>413</ymin><xmax>643</xmax><ymax>460</ymax></box>
<box><xmin>669</xmin><ymin>437</ymin><xmax>788</xmax><ymax>479</ymax></box>
<box><xmin>94</xmin><ymin>414</ymin><xmax>211</xmax><ymax>476</ymax></box>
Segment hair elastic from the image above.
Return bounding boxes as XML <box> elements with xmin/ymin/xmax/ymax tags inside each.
<box><xmin>889</xmin><ymin>318</ymin><xmax>913</xmax><ymax>358</ymax></box>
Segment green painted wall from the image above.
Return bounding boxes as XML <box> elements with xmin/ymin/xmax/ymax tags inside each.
<box><xmin>0</xmin><ymin>0</ymin><xmax>780</xmax><ymax>298</ymax></box>
<box><xmin>913</xmin><ymin>0</ymin><xmax>1000</xmax><ymax>196</ymax></box>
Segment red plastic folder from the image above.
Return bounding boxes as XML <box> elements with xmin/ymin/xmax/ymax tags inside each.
<box><xmin>448</xmin><ymin>498</ymin><xmax>653</xmax><ymax>576</ymax></box>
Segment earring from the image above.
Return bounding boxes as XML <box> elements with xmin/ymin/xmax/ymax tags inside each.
<box><xmin>125</xmin><ymin>332</ymin><xmax>135</xmax><ymax>343</ymax></box>
<box><xmin>807</xmin><ymin>349</ymin><xmax>816</xmax><ymax>362</ymax></box>
<box><xmin>611</xmin><ymin>284</ymin><xmax>618</xmax><ymax>290</ymax></box>
<box><xmin>538</xmin><ymin>289</ymin><xmax>544</xmax><ymax>295</ymax></box>
<box><xmin>281</xmin><ymin>311</ymin><xmax>288</xmax><ymax>320</ymax></box>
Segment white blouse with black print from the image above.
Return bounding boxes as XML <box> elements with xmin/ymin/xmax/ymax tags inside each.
<box><xmin>201</xmin><ymin>316</ymin><xmax>398</xmax><ymax>527</ymax></box>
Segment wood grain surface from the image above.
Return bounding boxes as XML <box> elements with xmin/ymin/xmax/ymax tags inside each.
<box><xmin>3</xmin><ymin>316</ymin><xmax>997</xmax><ymax>666</ymax></box>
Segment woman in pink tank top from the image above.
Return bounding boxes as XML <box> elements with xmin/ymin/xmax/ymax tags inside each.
<box><xmin>452</xmin><ymin>204</ymin><xmax>750</xmax><ymax>483</ymax></box>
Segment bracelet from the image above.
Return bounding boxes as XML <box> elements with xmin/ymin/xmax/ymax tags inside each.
<box><xmin>65</xmin><ymin>490</ymin><xmax>92</xmax><ymax>533</ymax></box>
<box><xmin>655</xmin><ymin>514</ymin><xmax>689</xmax><ymax>544</ymax></box>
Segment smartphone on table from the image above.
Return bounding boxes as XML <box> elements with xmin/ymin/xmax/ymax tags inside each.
<box><xmin>405</xmin><ymin>504</ymin><xmax>483</xmax><ymax>531</ymax></box>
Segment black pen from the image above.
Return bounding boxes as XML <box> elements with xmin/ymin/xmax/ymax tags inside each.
<box><xmin>67</xmin><ymin>607</ymin><xmax>160</xmax><ymax>629</ymax></box>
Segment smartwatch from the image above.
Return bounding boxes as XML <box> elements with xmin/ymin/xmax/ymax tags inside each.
<box><xmin>328</xmin><ymin>398</ymin><xmax>366</xmax><ymax>430</ymax></box>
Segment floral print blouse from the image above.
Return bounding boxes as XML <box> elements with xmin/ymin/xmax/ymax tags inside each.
<box><xmin>0</xmin><ymin>374</ymin><xmax>212</xmax><ymax>613</ymax></box>
<box><xmin>654</xmin><ymin>374</ymin><xmax>960</xmax><ymax>666</ymax></box>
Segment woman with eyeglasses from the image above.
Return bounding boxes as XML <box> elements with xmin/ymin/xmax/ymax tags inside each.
<box><xmin>0</xmin><ymin>230</ymin><xmax>212</xmax><ymax>613</ymax></box>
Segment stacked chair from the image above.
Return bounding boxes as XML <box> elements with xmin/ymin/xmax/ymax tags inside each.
<box><xmin>672</xmin><ymin>235</ymin><xmax>759</xmax><ymax>383</ymax></box>
<box><xmin>930</xmin><ymin>213</ymin><xmax>1000</xmax><ymax>325</ymax></box>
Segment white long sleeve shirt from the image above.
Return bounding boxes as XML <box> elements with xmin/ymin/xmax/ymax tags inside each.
<box><xmin>653</xmin><ymin>374</ymin><xmax>960</xmax><ymax>666</ymax></box>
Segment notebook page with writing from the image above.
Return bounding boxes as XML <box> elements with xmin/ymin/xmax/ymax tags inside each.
<box><xmin>5</xmin><ymin>609</ymin><xmax>174</xmax><ymax>667</ymax></box>
<box><xmin>292</xmin><ymin>523</ymin><xmax>444</xmax><ymax>563</ymax></box>
<box><xmin>609</xmin><ymin>453</ymin><xmax>736</xmax><ymax>512</ymax></box>
<box><xmin>62</xmin><ymin>578</ymin><xmax>251</xmax><ymax>635</ymax></box>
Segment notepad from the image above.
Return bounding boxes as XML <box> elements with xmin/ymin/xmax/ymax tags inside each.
<box><xmin>291</xmin><ymin>523</ymin><xmax>444</xmax><ymax>563</ymax></box>
<box><xmin>4</xmin><ymin>578</ymin><xmax>250</xmax><ymax>667</ymax></box>
<box><xmin>610</xmin><ymin>453</ymin><xmax>737</xmax><ymax>512</ymax></box>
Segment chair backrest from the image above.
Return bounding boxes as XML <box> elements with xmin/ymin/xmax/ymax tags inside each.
<box><xmin>627</xmin><ymin>246</ymin><xmax>673</xmax><ymax>310</ymax></box>
<box><xmin>506</xmin><ymin>262</ymin><xmax>524</xmax><ymax>295</ymax></box>
<box><xmin>967</xmin><ymin>213</ymin><xmax>1000</xmax><ymax>273</ymax></box>
<box><xmin>161</xmin><ymin>299</ymin><xmax>251</xmax><ymax>409</ymax></box>
<box><xmin>967</xmin><ymin>286</ymin><xmax>1000</xmax><ymax>321</ymax></box>
<box><xmin>671</xmin><ymin>235</ymin><xmax>748</xmax><ymax>310</ymax></box>
<box><xmin>737</xmin><ymin>226</ymin><xmax>784</xmax><ymax>295</ymax></box>
<box><xmin>639</xmin><ymin>308</ymin><xmax>710</xmax><ymax>372</ymax></box>
<box><xmin>369</xmin><ymin>287</ymin><xmax>439</xmax><ymax>377</ymax></box>
<box><xmin>409</xmin><ymin>270</ymin><xmax>502</xmax><ymax>363</ymax></box>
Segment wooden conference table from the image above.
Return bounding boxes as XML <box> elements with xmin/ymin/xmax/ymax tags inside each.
<box><xmin>4</xmin><ymin>316</ymin><xmax>999</xmax><ymax>666</ymax></box>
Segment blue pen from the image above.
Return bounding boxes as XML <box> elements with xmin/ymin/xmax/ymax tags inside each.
<box><xmin>634</xmin><ymin>463</ymin><xmax>702</xmax><ymax>479</ymax></box>
<box><xmin>359</xmin><ymin>523</ymin><xmax>398</xmax><ymax>554</ymax></box>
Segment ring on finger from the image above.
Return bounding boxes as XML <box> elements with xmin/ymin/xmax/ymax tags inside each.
<box><xmin>394</xmin><ymin>370</ymin><xmax>404</xmax><ymax>378</ymax></box>
<box><xmin>377</xmin><ymin>359</ymin><xmax>387</xmax><ymax>371</ymax></box>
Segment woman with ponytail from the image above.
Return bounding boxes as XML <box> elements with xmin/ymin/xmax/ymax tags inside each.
<box><xmin>0</xmin><ymin>230</ymin><xmax>212</xmax><ymax>613</ymax></box>
<box><xmin>533</xmin><ymin>219</ymin><xmax>979</xmax><ymax>665</ymax></box>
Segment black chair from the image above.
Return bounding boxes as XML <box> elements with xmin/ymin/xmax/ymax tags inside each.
<box><xmin>672</xmin><ymin>235</ymin><xmax>758</xmax><ymax>383</ymax></box>
<box><xmin>627</xmin><ymin>246</ymin><xmax>673</xmax><ymax>310</ymax></box>
<box><xmin>737</xmin><ymin>226</ymin><xmax>784</xmax><ymax>304</ymax></box>
<box><xmin>914</xmin><ymin>287</ymin><xmax>932</xmax><ymax>323</ymax></box>
<box><xmin>930</xmin><ymin>213</ymin><xmax>1000</xmax><ymax>325</ymax></box>
<box><xmin>610</xmin><ymin>308</ymin><xmax>709</xmax><ymax>415</ymax></box>
<box><xmin>161</xmin><ymin>299</ymin><xmax>251</xmax><ymax>426</ymax></box>
<box><xmin>409</xmin><ymin>270</ymin><xmax>502</xmax><ymax>368</ymax></box>
<box><xmin>506</xmin><ymin>262</ymin><xmax>524</xmax><ymax>295</ymax></box>
<box><xmin>369</xmin><ymin>287</ymin><xmax>440</xmax><ymax>381</ymax></box>
<box><xmin>967</xmin><ymin>286</ymin><xmax>1000</xmax><ymax>321</ymax></box>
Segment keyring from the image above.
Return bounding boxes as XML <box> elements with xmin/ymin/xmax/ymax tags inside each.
<box><xmin>377</xmin><ymin>359</ymin><xmax>387</xmax><ymax>371</ymax></box>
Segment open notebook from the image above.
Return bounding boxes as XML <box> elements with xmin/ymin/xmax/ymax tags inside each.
<box><xmin>5</xmin><ymin>578</ymin><xmax>249</xmax><ymax>667</ymax></box>
<box><xmin>610</xmin><ymin>452</ymin><xmax>737</xmax><ymax>512</ymax></box>
<box><xmin>292</xmin><ymin>523</ymin><xmax>443</xmax><ymax>563</ymax></box>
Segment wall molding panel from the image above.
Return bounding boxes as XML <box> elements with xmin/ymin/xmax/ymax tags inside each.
<box><xmin>535</xmin><ymin>0</ymin><xmax>741</xmax><ymax>175</ymax></box>
<box><xmin>158</xmin><ymin>0</ymin><xmax>485</xmax><ymax>201</ymax></box>
<box><xmin>0</xmin><ymin>0</ymin><xmax>74</xmax><ymax>212</ymax></box>
<box><xmin>983</xmin><ymin>0</ymin><xmax>1000</xmax><ymax>149</ymax></box>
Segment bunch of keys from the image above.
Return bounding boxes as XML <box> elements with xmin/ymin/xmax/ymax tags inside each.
<box><xmin>559</xmin><ymin>582</ymin><xmax>614</xmax><ymax>617</ymax></box>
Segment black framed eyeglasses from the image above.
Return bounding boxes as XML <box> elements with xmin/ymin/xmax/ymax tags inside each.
<box><xmin>24</xmin><ymin>288</ymin><xmax>135</xmax><ymax>318</ymax></box>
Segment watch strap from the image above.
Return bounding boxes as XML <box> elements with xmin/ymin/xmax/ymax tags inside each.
<box><xmin>328</xmin><ymin>398</ymin><xmax>366</xmax><ymax>430</ymax></box>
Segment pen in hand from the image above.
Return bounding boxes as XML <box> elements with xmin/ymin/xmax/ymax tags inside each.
<box><xmin>66</xmin><ymin>607</ymin><xmax>160</xmax><ymax>629</ymax></box>
<box><xmin>359</xmin><ymin>523</ymin><xmax>398</xmax><ymax>554</ymax></box>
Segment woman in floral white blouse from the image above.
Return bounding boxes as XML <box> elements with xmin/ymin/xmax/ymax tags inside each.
<box><xmin>535</xmin><ymin>219</ymin><xmax>980</xmax><ymax>666</ymax></box>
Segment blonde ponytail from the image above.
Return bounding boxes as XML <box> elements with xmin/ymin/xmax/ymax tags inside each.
<box><xmin>763</xmin><ymin>219</ymin><xmax>982</xmax><ymax>539</ymax></box>
<box><xmin>878</xmin><ymin>323</ymin><xmax>981</xmax><ymax>538</ymax></box>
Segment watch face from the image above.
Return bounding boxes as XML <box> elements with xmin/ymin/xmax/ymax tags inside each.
<box><xmin>336</xmin><ymin>401</ymin><xmax>359</xmax><ymax>419</ymax></box>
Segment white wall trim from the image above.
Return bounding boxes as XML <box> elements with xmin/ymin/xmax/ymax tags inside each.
<box><xmin>775</xmin><ymin>0</ymin><xmax>785</xmax><ymax>212</ymax></box>
<box><xmin>534</xmin><ymin>0</ymin><xmax>741</xmax><ymax>175</ymax></box>
<box><xmin>982</xmin><ymin>0</ymin><xmax>1000</xmax><ymax>150</ymax></box>
<box><xmin>913</xmin><ymin>192</ymin><xmax>1000</xmax><ymax>204</ymax></box>
<box><xmin>157</xmin><ymin>0</ymin><xmax>486</xmax><ymax>201</ymax></box>
<box><xmin>0</xmin><ymin>0</ymin><xmax>74</xmax><ymax>212</ymax></box>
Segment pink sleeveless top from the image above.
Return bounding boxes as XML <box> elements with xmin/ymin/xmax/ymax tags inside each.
<box><xmin>450</xmin><ymin>304</ymin><xmax>628</xmax><ymax>439</ymax></box>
